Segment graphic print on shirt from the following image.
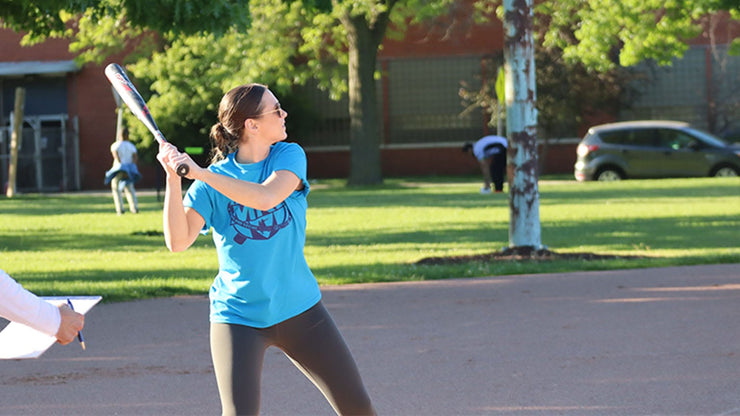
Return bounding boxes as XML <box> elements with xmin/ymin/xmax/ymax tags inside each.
<box><xmin>227</xmin><ymin>201</ymin><xmax>292</xmax><ymax>244</ymax></box>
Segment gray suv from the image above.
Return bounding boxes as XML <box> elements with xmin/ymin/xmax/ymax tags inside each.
<box><xmin>574</xmin><ymin>120</ymin><xmax>740</xmax><ymax>181</ymax></box>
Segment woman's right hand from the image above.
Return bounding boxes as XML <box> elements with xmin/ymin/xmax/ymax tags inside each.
<box><xmin>157</xmin><ymin>142</ymin><xmax>198</xmax><ymax>179</ymax></box>
<box><xmin>55</xmin><ymin>304</ymin><xmax>84</xmax><ymax>345</ymax></box>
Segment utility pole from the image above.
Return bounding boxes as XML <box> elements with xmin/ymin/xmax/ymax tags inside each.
<box><xmin>503</xmin><ymin>0</ymin><xmax>542</xmax><ymax>250</ymax></box>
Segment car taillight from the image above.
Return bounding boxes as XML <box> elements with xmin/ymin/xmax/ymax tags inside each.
<box><xmin>577</xmin><ymin>143</ymin><xmax>599</xmax><ymax>157</ymax></box>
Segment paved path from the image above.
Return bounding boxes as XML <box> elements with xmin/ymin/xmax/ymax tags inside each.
<box><xmin>1</xmin><ymin>264</ymin><xmax>739</xmax><ymax>416</ymax></box>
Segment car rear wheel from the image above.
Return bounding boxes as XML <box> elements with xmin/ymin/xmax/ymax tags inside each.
<box><xmin>595</xmin><ymin>168</ymin><xmax>623</xmax><ymax>181</ymax></box>
<box><xmin>711</xmin><ymin>165</ymin><xmax>739</xmax><ymax>177</ymax></box>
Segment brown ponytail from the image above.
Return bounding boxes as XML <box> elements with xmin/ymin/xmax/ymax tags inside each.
<box><xmin>209</xmin><ymin>84</ymin><xmax>267</xmax><ymax>163</ymax></box>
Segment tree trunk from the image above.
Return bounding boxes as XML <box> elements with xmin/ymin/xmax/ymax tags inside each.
<box><xmin>503</xmin><ymin>0</ymin><xmax>542</xmax><ymax>248</ymax></box>
<box><xmin>342</xmin><ymin>13</ymin><xmax>384</xmax><ymax>186</ymax></box>
<box><xmin>6</xmin><ymin>87</ymin><xmax>25</xmax><ymax>198</ymax></box>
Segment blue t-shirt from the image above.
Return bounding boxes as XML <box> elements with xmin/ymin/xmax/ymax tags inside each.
<box><xmin>183</xmin><ymin>142</ymin><xmax>321</xmax><ymax>328</ymax></box>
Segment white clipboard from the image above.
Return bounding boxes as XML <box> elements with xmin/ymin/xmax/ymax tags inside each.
<box><xmin>0</xmin><ymin>296</ymin><xmax>102</xmax><ymax>359</ymax></box>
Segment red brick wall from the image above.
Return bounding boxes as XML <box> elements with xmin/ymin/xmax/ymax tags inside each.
<box><xmin>1</xmin><ymin>29</ymin><xmax>161</xmax><ymax>189</ymax></box>
<box><xmin>70</xmin><ymin>64</ymin><xmax>118</xmax><ymax>189</ymax></box>
<box><xmin>0</xmin><ymin>31</ymin><xmax>74</xmax><ymax>61</ymax></box>
<box><xmin>306</xmin><ymin>141</ymin><xmax>578</xmax><ymax>179</ymax></box>
<box><xmin>305</xmin><ymin>147</ymin><xmax>478</xmax><ymax>179</ymax></box>
<box><xmin>380</xmin><ymin>1</ymin><xmax>503</xmax><ymax>58</ymax></box>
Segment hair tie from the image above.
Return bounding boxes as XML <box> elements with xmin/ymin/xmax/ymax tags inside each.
<box><xmin>218</xmin><ymin>122</ymin><xmax>232</xmax><ymax>138</ymax></box>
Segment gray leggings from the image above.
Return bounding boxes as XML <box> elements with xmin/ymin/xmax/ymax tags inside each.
<box><xmin>210</xmin><ymin>301</ymin><xmax>376</xmax><ymax>416</ymax></box>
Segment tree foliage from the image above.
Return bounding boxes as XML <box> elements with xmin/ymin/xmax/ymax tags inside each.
<box><xmin>460</xmin><ymin>47</ymin><xmax>643</xmax><ymax>139</ymax></box>
<box><xmin>123</xmin><ymin>0</ymin><xmax>327</xmax><ymax>161</ymax></box>
<box><xmin>2</xmin><ymin>0</ymin><xmax>456</xmax><ymax>184</ymax></box>
<box><xmin>0</xmin><ymin>0</ymin><xmax>248</xmax><ymax>43</ymax></box>
<box><xmin>538</xmin><ymin>0</ymin><xmax>740</xmax><ymax>72</ymax></box>
<box><xmin>534</xmin><ymin>45</ymin><xmax>643</xmax><ymax>138</ymax></box>
<box><xmin>4</xmin><ymin>0</ymin><xmax>738</xmax><ymax>177</ymax></box>
<box><xmin>460</xmin><ymin>0</ymin><xmax>739</xmax><ymax>137</ymax></box>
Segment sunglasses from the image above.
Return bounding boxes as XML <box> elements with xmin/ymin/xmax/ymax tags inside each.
<box><xmin>252</xmin><ymin>102</ymin><xmax>284</xmax><ymax>118</ymax></box>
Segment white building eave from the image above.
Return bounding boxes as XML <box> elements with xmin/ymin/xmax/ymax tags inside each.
<box><xmin>0</xmin><ymin>60</ymin><xmax>79</xmax><ymax>76</ymax></box>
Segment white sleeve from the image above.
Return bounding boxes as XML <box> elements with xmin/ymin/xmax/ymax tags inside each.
<box><xmin>0</xmin><ymin>270</ymin><xmax>61</xmax><ymax>337</ymax></box>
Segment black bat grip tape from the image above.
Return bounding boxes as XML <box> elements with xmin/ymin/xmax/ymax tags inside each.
<box><xmin>176</xmin><ymin>163</ymin><xmax>190</xmax><ymax>177</ymax></box>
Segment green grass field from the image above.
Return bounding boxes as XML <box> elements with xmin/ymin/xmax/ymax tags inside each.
<box><xmin>1</xmin><ymin>176</ymin><xmax>738</xmax><ymax>302</ymax></box>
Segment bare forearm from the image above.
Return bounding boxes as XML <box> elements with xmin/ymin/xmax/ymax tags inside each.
<box><xmin>157</xmin><ymin>141</ymin><xmax>296</xmax><ymax>217</ymax></box>
<box><xmin>194</xmin><ymin>169</ymin><xmax>285</xmax><ymax>211</ymax></box>
<box><xmin>162</xmin><ymin>176</ymin><xmax>195</xmax><ymax>252</ymax></box>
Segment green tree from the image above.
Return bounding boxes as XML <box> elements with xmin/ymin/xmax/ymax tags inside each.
<box><xmin>298</xmin><ymin>0</ymin><xmax>457</xmax><ymax>185</ymax></box>
<box><xmin>460</xmin><ymin>48</ymin><xmax>642</xmax><ymax>139</ymax></box>
<box><xmin>2</xmin><ymin>0</ymin><xmax>458</xmax><ymax>185</ymax></box>
<box><xmin>0</xmin><ymin>0</ymin><xmax>249</xmax><ymax>162</ymax></box>
<box><xmin>123</xmin><ymin>0</ymin><xmax>318</xmax><ymax>162</ymax></box>
<box><xmin>5</xmin><ymin>0</ymin><xmax>737</xmax><ymax>185</ymax></box>
<box><xmin>463</xmin><ymin>0</ymin><xmax>739</xmax><ymax>136</ymax></box>
<box><xmin>536</xmin><ymin>0</ymin><xmax>739</xmax><ymax>134</ymax></box>
<box><xmin>539</xmin><ymin>0</ymin><xmax>740</xmax><ymax>72</ymax></box>
<box><xmin>0</xmin><ymin>0</ymin><xmax>247</xmax><ymax>40</ymax></box>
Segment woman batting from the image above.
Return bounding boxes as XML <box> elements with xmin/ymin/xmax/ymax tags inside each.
<box><xmin>157</xmin><ymin>84</ymin><xmax>375</xmax><ymax>416</ymax></box>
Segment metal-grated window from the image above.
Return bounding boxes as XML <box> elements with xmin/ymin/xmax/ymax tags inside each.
<box><xmin>298</xmin><ymin>55</ymin><xmax>489</xmax><ymax>148</ymax></box>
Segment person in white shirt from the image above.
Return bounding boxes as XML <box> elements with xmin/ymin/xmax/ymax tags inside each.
<box><xmin>104</xmin><ymin>127</ymin><xmax>141</xmax><ymax>215</ymax></box>
<box><xmin>0</xmin><ymin>269</ymin><xmax>84</xmax><ymax>345</ymax></box>
<box><xmin>462</xmin><ymin>135</ymin><xmax>508</xmax><ymax>194</ymax></box>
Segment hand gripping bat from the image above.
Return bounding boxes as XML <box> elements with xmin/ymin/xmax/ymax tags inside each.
<box><xmin>105</xmin><ymin>63</ymin><xmax>189</xmax><ymax>177</ymax></box>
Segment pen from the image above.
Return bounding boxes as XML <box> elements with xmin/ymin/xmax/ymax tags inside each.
<box><xmin>66</xmin><ymin>298</ymin><xmax>86</xmax><ymax>350</ymax></box>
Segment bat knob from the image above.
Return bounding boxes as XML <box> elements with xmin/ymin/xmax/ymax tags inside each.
<box><xmin>176</xmin><ymin>163</ymin><xmax>190</xmax><ymax>177</ymax></box>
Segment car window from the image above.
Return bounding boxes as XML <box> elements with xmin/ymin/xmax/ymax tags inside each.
<box><xmin>599</xmin><ymin>128</ymin><xmax>657</xmax><ymax>147</ymax></box>
<box><xmin>629</xmin><ymin>129</ymin><xmax>658</xmax><ymax>147</ymax></box>
<box><xmin>599</xmin><ymin>130</ymin><xmax>628</xmax><ymax>144</ymax></box>
<box><xmin>656</xmin><ymin>129</ymin><xmax>696</xmax><ymax>150</ymax></box>
<box><xmin>686</xmin><ymin>127</ymin><xmax>728</xmax><ymax>148</ymax></box>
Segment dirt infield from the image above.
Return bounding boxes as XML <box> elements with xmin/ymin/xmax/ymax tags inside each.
<box><xmin>1</xmin><ymin>264</ymin><xmax>740</xmax><ymax>415</ymax></box>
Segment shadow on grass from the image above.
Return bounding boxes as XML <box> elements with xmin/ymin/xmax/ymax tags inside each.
<box><xmin>308</xmin><ymin>178</ymin><xmax>739</xmax><ymax>208</ymax></box>
<box><xmin>309</xmin><ymin>256</ymin><xmax>684</xmax><ymax>285</ymax></box>
<box><xmin>1</xmin><ymin>231</ymin><xmax>169</xmax><ymax>252</ymax></box>
<box><xmin>308</xmin><ymin>214</ymin><xmax>740</xmax><ymax>253</ymax></box>
<box><xmin>0</xmin><ymin>194</ymin><xmax>163</xmax><ymax>215</ymax></box>
<box><xmin>16</xmin><ymin>268</ymin><xmax>214</xmax><ymax>303</ymax></box>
